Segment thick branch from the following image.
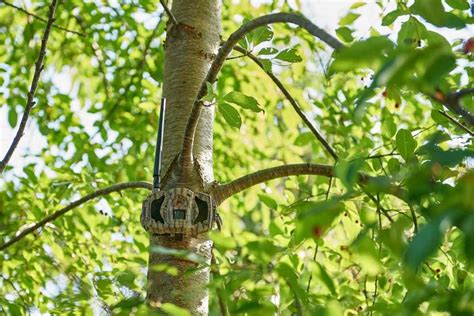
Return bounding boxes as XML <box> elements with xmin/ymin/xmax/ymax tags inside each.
<box><xmin>431</xmin><ymin>88</ymin><xmax>474</xmax><ymax>126</ymax></box>
<box><xmin>0</xmin><ymin>0</ymin><xmax>84</xmax><ymax>36</ymax></box>
<box><xmin>0</xmin><ymin>0</ymin><xmax>58</xmax><ymax>174</ymax></box>
<box><xmin>211</xmin><ymin>163</ymin><xmax>406</xmax><ymax>205</ymax></box>
<box><xmin>0</xmin><ymin>181</ymin><xmax>152</xmax><ymax>251</ymax></box>
<box><xmin>181</xmin><ymin>12</ymin><xmax>343</xmax><ymax>168</ymax></box>
<box><xmin>233</xmin><ymin>45</ymin><xmax>338</xmax><ymax>161</ymax></box>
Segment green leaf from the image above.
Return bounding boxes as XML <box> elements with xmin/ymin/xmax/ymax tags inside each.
<box><xmin>275</xmin><ymin>47</ymin><xmax>302</xmax><ymax>63</ymax></box>
<box><xmin>314</xmin><ymin>263</ymin><xmax>336</xmax><ymax>295</ymax></box>
<box><xmin>116</xmin><ymin>271</ymin><xmax>136</xmax><ymax>288</ymax></box>
<box><xmin>411</xmin><ymin>0</ymin><xmax>466</xmax><ymax>29</ymax></box>
<box><xmin>460</xmin><ymin>214</ymin><xmax>474</xmax><ymax>262</ymax></box>
<box><xmin>248</xmin><ymin>25</ymin><xmax>273</xmax><ymax>46</ymax></box>
<box><xmin>382</xmin><ymin>10</ymin><xmax>406</xmax><ymax>26</ymax></box>
<box><xmin>339</xmin><ymin>13</ymin><xmax>360</xmax><ymax>26</ymax></box>
<box><xmin>257</xmin><ymin>47</ymin><xmax>278</xmax><ymax>56</ymax></box>
<box><xmin>210</xmin><ymin>231</ymin><xmax>237</xmax><ymax>250</ymax></box>
<box><xmin>295</xmin><ymin>199</ymin><xmax>344</xmax><ymax>242</ymax></box>
<box><xmin>160</xmin><ymin>303</ymin><xmax>191</xmax><ymax>316</ymax></box>
<box><xmin>258</xmin><ymin>193</ymin><xmax>278</xmax><ymax>209</ymax></box>
<box><xmin>404</xmin><ymin>215</ymin><xmax>450</xmax><ymax>270</ymax></box>
<box><xmin>219</xmin><ymin>102</ymin><xmax>242</xmax><ymax>129</ymax></box>
<box><xmin>201</xmin><ymin>82</ymin><xmax>216</xmax><ymax>103</ymax></box>
<box><xmin>223</xmin><ymin>91</ymin><xmax>262</xmax><ymax>112</ymax></box>
<box><xmin>350</xmin><ymin>2</ymin><xmax>366</xmax><ymax>9</ymax></box>
<box><xmin>8</xmin><ymin>107</ymin><xmax>17</xmax><ymax>128</ymax></box>
<box><xmin>396</xmin><ymin>129</ymin><xmax>417</xmax><ymax>161</ymax></box>
<box><xmin>445</xmin><ymin>0</ymin><xmax>470</xmax><ymax>10</ymax></box>
<box><xmin>335</xmin><ymin>27</ymin><xmax>354</xmax><ymax>43</ymax></box>
<box><xmin>381</xmin><ymin>109</ymin><xmax>397</xmax><ymax>139</ymax></box>
<box><xmin>331</xmin><ymin>37</ymin><xmax>395</xmax><ymax>72</ymax></box>
<box><xmin>335</xmin><ymin>159</ymin><xmax>364</xmax><ymax>191</ymax></box>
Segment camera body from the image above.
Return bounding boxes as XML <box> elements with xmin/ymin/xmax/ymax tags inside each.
<box><xmin>141</xmin><ymin>187</ymin><xmax>216</xmax><ymax>236</ymax></box>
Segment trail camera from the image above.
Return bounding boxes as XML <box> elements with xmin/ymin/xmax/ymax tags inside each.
<box><xmin>142</xmin><ymin>98</ymin><xmax>218</xmax><ymax>236</ymax></box>
<box><xmin>141</xmin><ymin>188</ymin><xmax>216</xmax><ymax>236</ymax></box>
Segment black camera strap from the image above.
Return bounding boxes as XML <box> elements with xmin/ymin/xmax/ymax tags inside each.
<box><xmin>153</xmin><ymin>98</ymin><xmax>166</xmax><ymax>190</ymax></box>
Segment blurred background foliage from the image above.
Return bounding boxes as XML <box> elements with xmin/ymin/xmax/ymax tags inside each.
<box><xmin>0</xmin><ymin>0</ymin><xmax>473</xmax><ymax>315</ymax></box>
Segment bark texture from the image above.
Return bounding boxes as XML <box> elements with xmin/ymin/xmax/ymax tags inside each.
<box><xmin>147</xmin><ymin>0</ymin><xmax>221</xmax><ymax>314</ymax></box>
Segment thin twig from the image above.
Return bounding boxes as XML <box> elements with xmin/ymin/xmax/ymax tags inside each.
<box><xmin>306</xmin><ymin>244</ymin><xmax>319</xmax><ymax>293</ymax></box>
<box><xmin>362</xmin><ymin>190</ymin><xmax>394</xmax><ymax>223</ymax></box>
<box><xmin>2</xmin><ymin>276</ymin><xmax>29</xmax><ymax>310</ymax></box>
<box><xmin>437</xmin><ymin>110</ymin><xmax>474</xmax><ymax>136</ymax></box>
<box><xmin>0</xmin><ymin>0</ymin><xmax>59</xmax><ymax>174</ymax></box>
<box><xmin>1</xmin><ymin>0</ymin><xmax>84</xmax><ymax>36</ymax></box>
<box><xmin>159</xmin><ymin>0</ymin><xmax>178</xmax><ymax>25</ymax></box>
<box><xmin>232</xmin><ymin>45</ymin><xmax>338</xmax><ymax>161</ymax></box>
<box><xmin>306</xmin><ymin>179</ymin><xmax>331</xmax><ymax>294</ymax></box>
<box><xmin>429</xmin><ymin>88</ymin><xmax>474</xmax><ymax>126</ymax></box>
<box><xmin>409</xmin><ymin>205</ymin><xmax>418</xmax><ymax>233</ymax></box>
<box><xmin>0</xmin><ymin>181</ymin><xmax>152</xmax><ymax>251</ymax></box>
<box><xmin>181</xmin><ymin>12</ymin><xmax>343</xmax><ymax>171</ymax></box>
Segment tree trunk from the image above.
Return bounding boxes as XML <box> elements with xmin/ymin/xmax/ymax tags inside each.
<box><xmin>146</xmin><ymin>0</ymin><xmax>221</xmax><ymax>314</ymax></box>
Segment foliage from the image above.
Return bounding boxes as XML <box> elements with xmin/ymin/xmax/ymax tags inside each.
<box><xmin>1</xmin><ymin>0</ymin><xmax>473</xmax><ymax>315</ymax></box>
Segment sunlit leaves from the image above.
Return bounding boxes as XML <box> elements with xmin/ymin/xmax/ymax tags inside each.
<box><xmin>396</xmin><ymin>129</ymin><xmax>417</xmax><ymax>161</ymax></box>
<box><xmin>223</xmin><ymin>91</ymin><xmax>262</xmax><ymax>112</ymax></box>
<box><xmin>404</xmin><ymin>215</ymin><xmax>450</xmax><ymax>270</ymax></box>
<box><xmin>382</xmin><ymin>10</ymin><xmax>406</xmax><ymax>26</ymax></box>
<box><xmin>240</xmin><ymin>25</ymin><xmax>273</xmax><ymax>50</ymax></box>
<box><xmin>411</xmin><ymin>0</ymin><xmax>466</xmax><ymax>29</ymax></box>
<box><xmin>7</xmin><ymin>107</ymin><xmax>17</xmax><ymax>127</ymax></box>
<box><xmin>445</xmin><ymin>0</ymin><xmax>471</xmax><ymax>10</ymax></box>
<box><xmin>335</xmin><ymin>27</ymin><xmax>354</xmax><ymax>43</ymax></box>
<box><xmin>331</xmin><ymin>37</ymin><xmax>395</xmax><ymax>72</ymax></box>
<box><xmin>274</xmin><ymin>47</ymin><xmax>303</xmax><ymax>63</ymax></box>
<box><xmin>218</xmin><ymin>102</ymin><xmax>241</xmax><ymax>128</ymax></box>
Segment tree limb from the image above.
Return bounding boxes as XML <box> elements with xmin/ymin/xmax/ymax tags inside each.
<box><xmin>0</xmin><ymin>181</ymin><xmax>152</xmax><ymax>251</ymax></box>
<box><xmin>437</xmin><ymin>110</ymin><xmax>473</xmax><ymax>136</ymax></box>
<box><xmin>430</xmin><ymin>88</ymin><xmax>474</xmax><ymax>126</ymax></box>
<box><xmin>0</xmin><ymin>0</ymin><xmax>84</xmax><ymax>36</ymax></box>
<box><xmin>159</xmin><ymin>0</ymin><xmax>178</xmax><ymax>25</ymax></box>
<box><xmin>211</xmin><ymin>163</ymin><xmax>407</xmax><ymax>205</ymax></box>
<box><xmin>0</xmin><ymin>0</ymin><xmax>58</xmax><ymax>174</ymax></box>
<box><xmin>232</xmin><ymin>45</ymin><xmax>338</xmax><ymax>161</ymax></box>
<box><xmin>212</xmin><ymin>164</ymin><xmax>335</xmax><ymax>204</ymax></box>
<box><xmin>181</xmin><ymin>12</ymin><xmax>343</xmax><ymax>169</ymax></box>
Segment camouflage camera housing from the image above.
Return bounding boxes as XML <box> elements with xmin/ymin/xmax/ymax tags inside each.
<box><xmin>141</xmin><ymin>187</ymin><xmax>216</xmax><ymax>236</ymax></box>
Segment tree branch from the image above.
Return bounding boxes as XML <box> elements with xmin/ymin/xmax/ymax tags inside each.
<box><xmin>430</xmin><ymin>88</ymin><xmax>474</xmax><ymax>126</ymax></box>
<box><xmin>0</xmin><ymin>0</ymin><xmax>84</xmax><ymax>36</ymax></box>
<box><xmin>437</xmin><ymin>110</ymin><xmax>473</xmax><ymax>136</ymax></box>
<box><xmin>0</xmin><ymin>0</ymin><xmax>58</xmax><ymax>174</ymax></box>
<box><xmin>211</xmin><ymin>163</ymin><xmax>407</xmax><ymax>205</ymax></box>
<box><xmin>232</xmin><ymin>45</ymin><xmax>338</xmax><ymax>161</ymax></box>
<box><xmin>181</xmin><ymin>12</ymin><xmax>343</xmax><ymax>169</ymax></box>
<box><xmin>212</xmin><ymin>164</ymin><xmax>335</xmax><ymax>204</ymax></box>
<box><xmin>159</xmin><ymin>0</ymin><xmax>178</xmax><ymax>25</ymax></box>
<box><xmin>0</xmin><ymin>181</ymin><xmax>152</xmax><ymax>251</ymax></box>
